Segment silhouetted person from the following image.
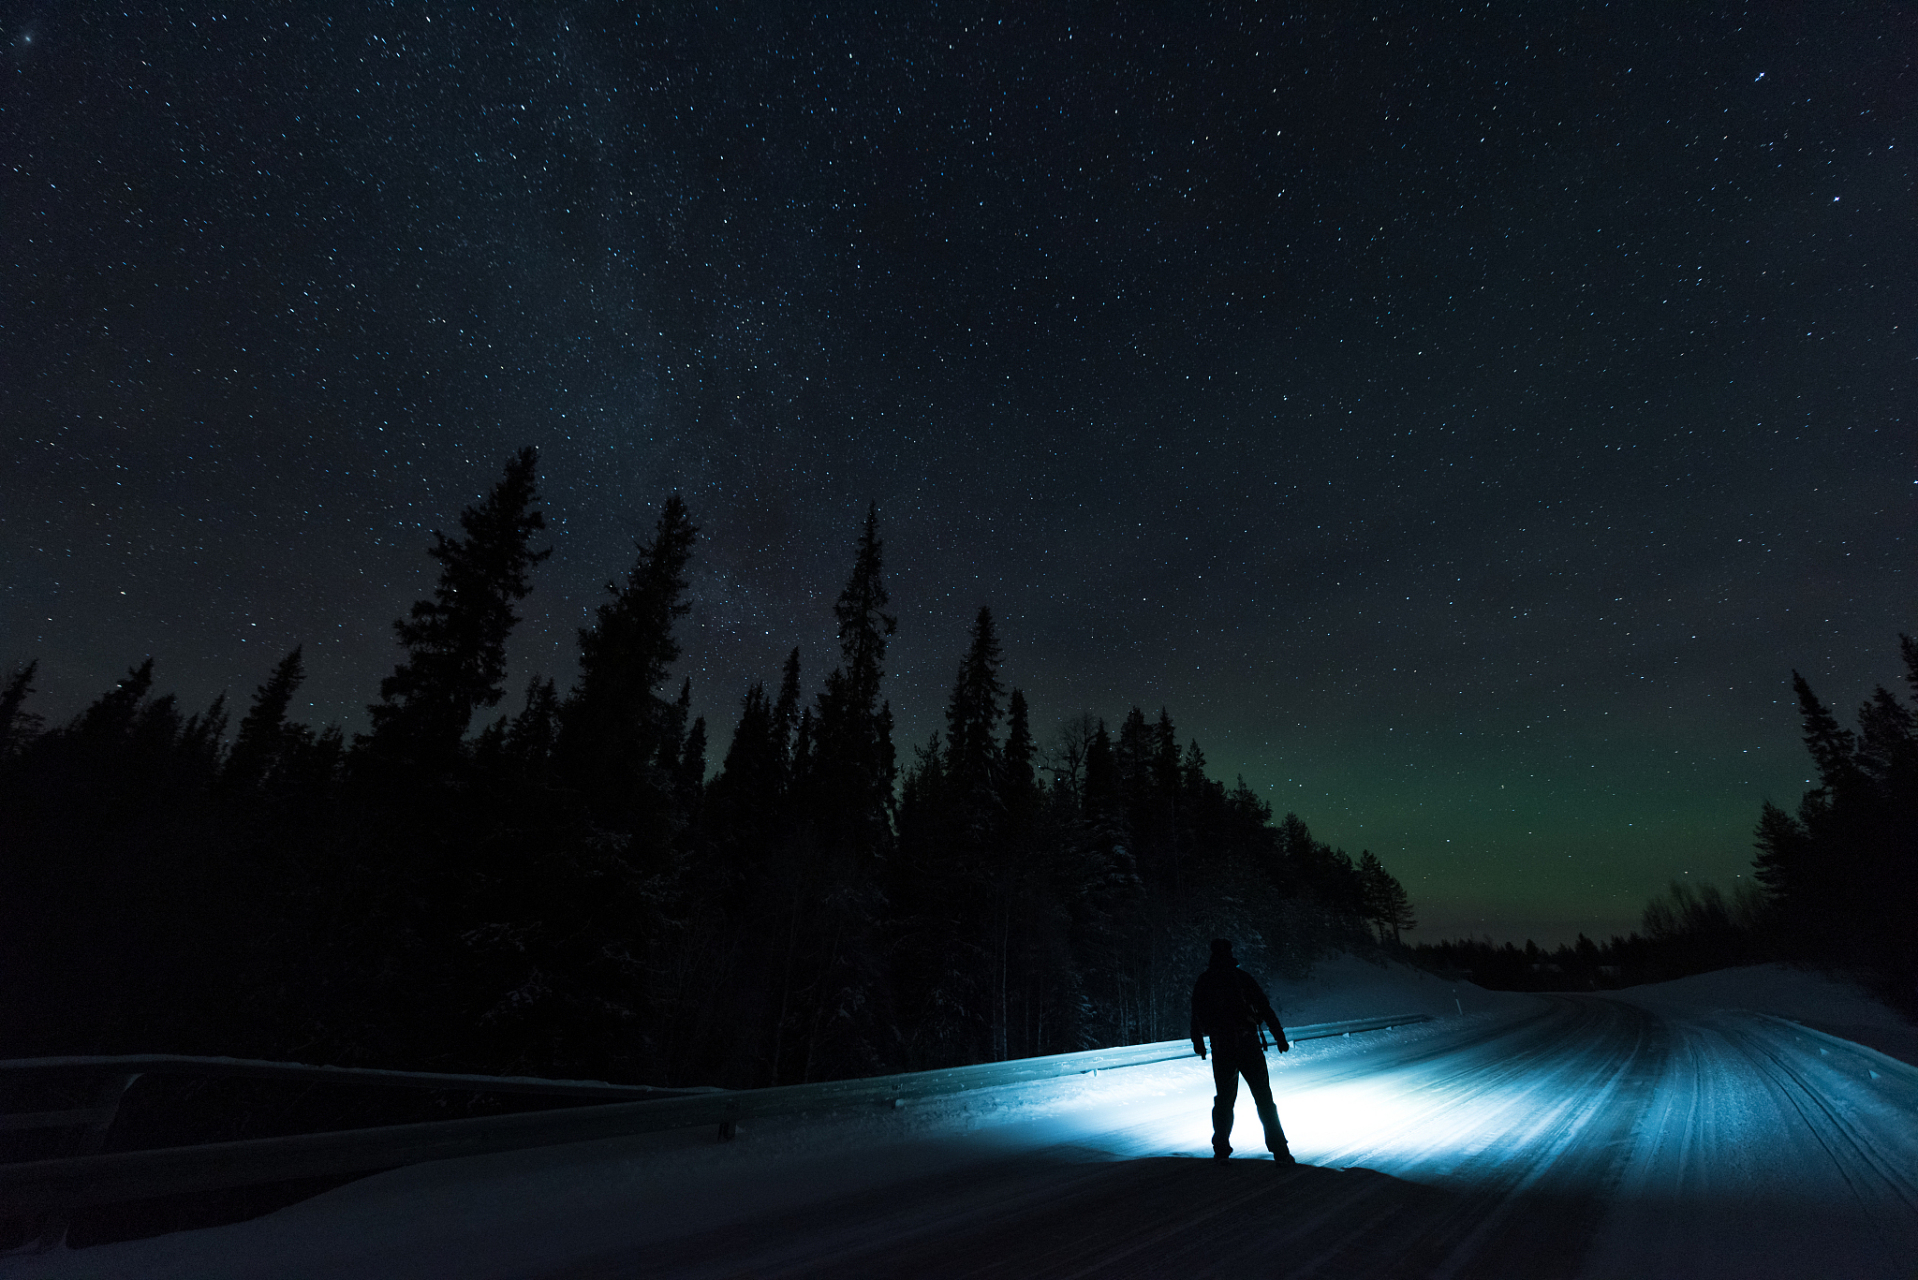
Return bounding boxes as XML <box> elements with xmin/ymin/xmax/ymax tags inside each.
<box><xmin>1190</xmin><ymin>938</ymin><xmax>1294</xmax><ymax>1162</ymax></box>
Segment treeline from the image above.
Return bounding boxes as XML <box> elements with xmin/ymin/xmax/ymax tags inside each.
<box><xmin>1752</xmin><ymin>640</ymin><xmax>1917</xmax><ymax>1006</ymax></box>
<box><xmin>1410</xmin><ymin>878</ymin><xmax>1769</xmax><ymax>993</ymax></box>
<box><xmin>0</xmin><ymin>448</ymin><xmax>1415</xmax><ymax>1087</ymax></box>
<box><xmin>1414</xmin><ymin>637</ymin><xmax>1918</xmax><ymax>1010</ymax></box>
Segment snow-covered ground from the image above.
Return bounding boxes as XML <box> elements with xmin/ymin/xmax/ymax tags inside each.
<box><xmin>6</xmin><ymin>957</ymin><xmax>1914</xmax><ymax>1279</ymax></box>
<box><xmin>1263</xmin><ymin>949</ymin><xmax>1524</xmax><ymax>1025</ymax></box>
<box><xmin>1605</xmin><ymin>962</ymin><xmax>1918</xmax><ymax>1067</ymax></box>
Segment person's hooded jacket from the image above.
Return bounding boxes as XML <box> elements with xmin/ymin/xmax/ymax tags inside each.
<box><xmin>1189</xmin><ymin>955</ymin><xmax>1289</xmax><ymax>1056</ymax></box>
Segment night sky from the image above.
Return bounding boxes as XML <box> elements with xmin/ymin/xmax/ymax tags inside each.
<box><xmin>4</xmin><ymin>4</ymin><xmax>1912</xmax><ymax>946</ymax></box>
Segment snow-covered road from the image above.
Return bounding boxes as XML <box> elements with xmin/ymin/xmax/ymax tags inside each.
<box><xmin>11</xmin><ymin>996</ymin><xmax>1918</xmax><ymax>1279</ymax></box>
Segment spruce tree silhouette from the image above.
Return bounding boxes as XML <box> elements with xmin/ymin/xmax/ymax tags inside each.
<box><xmin>556</xmin><ymin>494</ymin><xmax>697</xmax><ymax>833</ymax></box>
<box><xmin>773</xmin><ymin>647</ymin><xmax>803</xmax><ymax>778</ymax></box>
<box><xmin>789</xmin><ymin>504</ymin><xmax>898</xmax><ymax>1080</ymax></box>
<box><xmin>1003</xmin><ymin>689</ymin><xmax>1037</xmax><ymax>806</ymax></box>
<box><xmin>674</xmin><ymin>707</ymin><xmax>708</xmax><ymax>822</ymax></box>
<box><xmin>0</xmin><ymin>659</ymin><xmax>42</xmax><ymax>760</ymax></box>
<box><xmin>1754</xmin><ymin>640</ymin><xmax>1918</xmax><ymax>1005</ymax></box>
<box><xmin>365</xmin><ymin>447</ymin><xmax>551</xmax><ymax>773</ymax></box>
<box><xmin>503</xmin><ymin>676</ymin><xmax>560</xmax><ymax>777</ymax></box>
<box><xmin>1152</xmin><ymin>710</ymin><xmax>1181</xmax><ymax>802</ymax></box>
<box><xmin>809</xmin><ymin>503</ymin><xmax>899</xmax><ymax>859</ymax></box>
<box><xmin>408</xmin><ymin>494</ymin><xmax>699</xmax><ymax>1083</ymax></box>
<box><xmin>708</xmin><ymin>677</ymin><xmax>787</xmax><ymax>884</ymax></box>
<box><xmin>945</xmin><ymin>606</ymin><xmax>1006</xmax><ymax>823</ymax></box>
<box><xmin>696</xmin><ymin>649</ymin><xmax>807</xmax><ymax>1085</ymax></box>
<box><xmin>1082</xmin><ymin>720</ymin><xmax>1122</xmax><ymax>830</ymax></box>
<box><xmin>396</xmin><ymin>497</ymin><xmax>705</xmax><ymax>1083</ymax></box>
<box><xmin>225</xmin><ymin>647</ymin><xmax>305</xmax><ymax>790</ymax></box>
<box><xmin>894</xmin><ymin>605</ymin><xmax>1010</xmax><ymax>1066</ymax></box>
<box><xmin>76</xmin><ymin>658</ymin><xmax>156</xmax><ymax>745</ymax></box>
<box><xmin>1381</xmin><ymin>864</ymin><xmax>1417</xmax><ymax>943</ymax></box>
<box><xmin>990</xmin><ymin>688</ymin><xmax>1042</xmax><ymax>1060</ymax></box>
<box><xmin>1358</xmin><ymin>850</ymin><xmax>1417</xmax><ymax>944</ymax></box>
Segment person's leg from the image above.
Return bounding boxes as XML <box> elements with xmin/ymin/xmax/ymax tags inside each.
<box><xmin>1240</xmin><ymin>1048</ymin><xmax>1292</xmax><ymax>1159</ymax></box>
<box><xmin>1210</xmin><ymin>1047</ymin><xmax>1239</xmax><ymax>1157</ymax></box>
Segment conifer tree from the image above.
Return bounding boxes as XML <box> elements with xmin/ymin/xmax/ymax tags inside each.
<box><xmin>366</xmin><ymin>448</ymin><xmax>550</xmax><ymax>769</ymax></box>
<box><xmin>1002</xmin><ymin>689</ymin><xmax>1036</xmax><ymax>807</ymax></box>
<box><xmin>1358</xmin><ymin>850</ymin><xmax>1417</xmax><ymax>943</ymax></box>
<box><xmin>1383</xmin><ymin>875</ymin><xmax>1417</xmax><ymax>943</ymax></box>
<box><xmin>773</xmin><ymin>648</ymin><xmax>803</xmax><ymax>778</ymax></box>
<box><xmin>791</xmin><ymin>504</ymin><xmax>898</xmax><ymax>1079</ymax></box>
<box><xmin>893</xmin><ymin>607</ymin><xmax>1012</xmax><ymax>1065</ymax></box>
<box><xmin>0</xmin><ymin>660</ymin><xmax>43</xmax><ymax>761</ymax></box>
<box><xmin>1791</xmin><ymin>671</ymin><xmax>1867</xmax><ymax>800</ymax></box>
<box><xmin>556</xmin><ymin>494</ymin><xmax>697</xmax><ymax>826</ymax></box>
<box><xmin>1151</xmin><ymin>710</ymin><xmax>1180</xmax><ymax>798</ymax></box>
<box><xmin>226</xmin><ymin>647</ymin><xmax>306</xmax><ymax>790</ymax></box>
<box><xmin>176</xmin><ymin>693</ymin><xmax>230</xmax><ymax>779</ymax></box>
<box><xmin>504</xmin><ymin>676</ymin><xmax>559</xmax><ymax>775</ymax></box>
<box><xmin>714</xmin><ymin>684</ymin><xmax>777</xmax><ymax>809</ymax></box>
<box><xmin>1752</xmin><ymin>800</ymin><xmax>1819</xmax><ymax>931</ymax></box>
<box><xmin>810</xmin><ymin>504</ymin><xmax>899</xmax><ymax>855</ymax></box>
<box><xmin>77</xmin><ymin>659</ymin><xmax>156</xmax><ymax>746</ymax></box>
<box><xmin>989</xmin><ymin>688</ymin><xmax>1046</xmax><ymax>1061</ymax></box>
<box><xmin>1179</xmin><ymin>740</ymin><xmax>1209</xmax><ymax>796</ymax></box>
<box><xmin>791</xmin><ymin>706</ymin><xmax>815</xmax><ymax>783</ymax></box>
<box><xmin>660</xmin><ymin>679</ymin><xmax>695</xmax><ymax>787</ymax></box>
<box><xmin>675</xmin><ymin>714</ymin><xmax>708</xmax><ymax>820</ymax></box>
<box><xmin>1358</xmin><ymin>849</ymin><xmax>1392</xmax><ymax>942</ymax></box>
<box><xmin>1115</xmin><ymin>707</ymin><xmax>1152</xmax><ymax>793</ymax></box>
<box><xmin>1083</xmin><ymin>721</ymin><xmax>1122</xmax><ymax>828</ymax></box>
<box><xmin>710</xmin><ymin>655</ymin><xmax>802</xmax><ymax>865</ymax></box>
<box><xmin>1753</xmin><ymin>641</ymin><xmax>1918</xmax><ymax>999</ymax></box>
<box><xmin>944</xmin><ymin>606</ymin><xmax>1005</xmax><ymax>824</ymax></box>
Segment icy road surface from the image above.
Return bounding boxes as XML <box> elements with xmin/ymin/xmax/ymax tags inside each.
<box><xmin>12</xmin><ymin>996</ymin><xmax>1918</xmax><ymax>1279</ymax></box>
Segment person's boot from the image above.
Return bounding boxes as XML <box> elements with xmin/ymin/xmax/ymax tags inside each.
<box><xmin>1258</xmin><ymin>1102</ymin><xmax>1293</xmax><ymax>1163</ymax></box>
<box><xmin>1212</xmin><ymin>1095</ymin><xmax>1234</xmax><ymax>1160</ymax></box>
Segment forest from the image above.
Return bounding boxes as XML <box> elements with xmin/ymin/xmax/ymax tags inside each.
<box><xmin>1414</xmin><ymin>638</ymin><xmax>1918</xmax><ymax>1014</ymax></box>
<box><xmin>0</xmin><ymin>448</ymin><xmax>1418</xmax><ymax>1089</ymax></box>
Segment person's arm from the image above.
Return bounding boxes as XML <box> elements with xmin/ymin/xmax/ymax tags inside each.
<box><xmin>1246</xmin><ymin>975</ymin><xmax>1291</xmax><ymax>1052</ymax></box>
<box><xmin>1190</xmin><ymin>982</ymin><xmax>1207</xmax><ymax>1058</ymax></box>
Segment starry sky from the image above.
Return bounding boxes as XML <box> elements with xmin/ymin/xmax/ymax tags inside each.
<box><xmin>4</xmin><ymin>3</ymin><xmax>1912</xmax><ymax>946</ymax></box>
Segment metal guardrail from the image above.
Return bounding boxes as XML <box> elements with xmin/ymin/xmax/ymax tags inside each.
<box><xmin>0</xmin><ymin>1055</ymin><xmax>707</xmax><ymax>1147</ymax></box>
<box><xmin>0</xmin><ymin>1012</ymin><xmax>1431</xmax><ymax>1219</ymax></box>
<box><xmin>0</xmin><ymin>1055</ymin><xmax>715</xmax><ymax>1250</ymax></box>
<box><xmin>1758</xmin><ymin>1015</ymin><xmax>1918</xmax><ymax>1088</ymax></box>
<box><xmin>0</xmin><ymin>1054</ymin><xmax>712</xmax><ymax>1104</ymax></box>
<box><xmin>1285</xmin><ymin>1014</ymin><xmax>1437</xmax><ymax>1043</ymax></box>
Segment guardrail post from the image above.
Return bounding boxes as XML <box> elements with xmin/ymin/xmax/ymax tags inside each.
<box><xmin>31</xmin><ymin>1071</ymin><xmax>140</xmax><ymax>1252</ymax></box>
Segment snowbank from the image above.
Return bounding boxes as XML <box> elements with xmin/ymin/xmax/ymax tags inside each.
<box><xmin>1262</xmin><ymin>950</ymin><xmax>1530</xmax><ymax>1026</ymax></box>
<box><xmin>1607</xmin><ymin>963</ymin><xmax>1918</xmax><ymax>1067</ymax></box>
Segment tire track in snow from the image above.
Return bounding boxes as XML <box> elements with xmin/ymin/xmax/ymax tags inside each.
<box><xmin>1577</xmin><ymin>1003</ymin><xmax>1918</xmax><ymax>1280</ymax></box>
<box><xmin>1280</xmin><ymin>997</ymin><xmax>1665</xmax><ymax>1279</ymax></box>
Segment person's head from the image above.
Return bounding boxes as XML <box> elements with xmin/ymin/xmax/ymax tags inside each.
<box><xmin>1208</xmin><ymin>938</ymin><xmax>1235</xmax><ymax>968</ymax></box>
